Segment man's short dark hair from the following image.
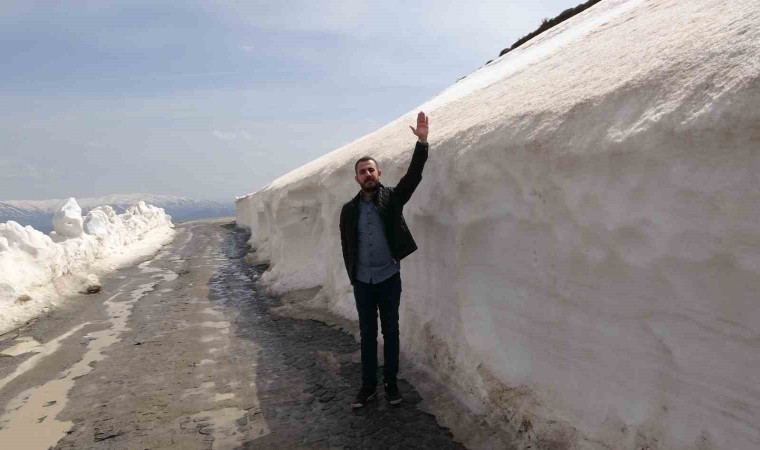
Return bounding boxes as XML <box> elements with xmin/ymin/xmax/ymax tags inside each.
<box><xmin>354</xmin><ymin>156</ymin><xmax>378</xmax><ymax>174</ymax></box>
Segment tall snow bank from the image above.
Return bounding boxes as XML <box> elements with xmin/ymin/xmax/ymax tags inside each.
<box><xmin>0</xmin><ymin>199</ymin><xmax>174</xmax><ymax>334</ymax></box>
<box><xmin>52</xmin><ymin>197</ymin><xmax>84</xmax><ymax>238</ymax></box>
<box><xmin>236</xmin><ymin>0</ymin><xmax>760</xmax><ymax>448</ymax></box>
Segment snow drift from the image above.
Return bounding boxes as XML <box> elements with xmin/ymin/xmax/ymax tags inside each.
<box><xmin>0</xmin><ymin>193</ymin><xmax>234</xmax><ymax>234</ymax></box>
<box><xmin>0</xmin><ymin>199</ymin><xmax>174</xmax><ymax>334</ymax></box>
<box><xmin>236</xmin><ymin>0</ymin><xmax>760</xmax><ymax>448</ymax></box>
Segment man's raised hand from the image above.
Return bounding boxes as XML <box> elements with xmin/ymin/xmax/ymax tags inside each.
<box><xmin>409</xmin><ymin>111</ymin><xmax>429</xmax><ymax>142</ymax></box>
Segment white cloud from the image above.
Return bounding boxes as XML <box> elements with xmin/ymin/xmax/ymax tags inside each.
<box><xmin>211</xmin><ymin>0</ymin><xmax>371</xmax><ymax>33</ymax></box>
<box><xmin>212</xmin><ymin>130</ymin><xmax>254</xmax><ymax>141</ymax></box>
<box><xmin>212</xmin><ymin>130</ymin><xmax>237</xmax><ymax>140</ymax></box>
<box><xmin>0</xmin><ymin>159</ymin><xmax>56</xmax><ymax>182</ymax></box>
<box><xmin>212</xmin><ymin>0</ymin><xmax>568</xmax><ymax>59</ymax></box>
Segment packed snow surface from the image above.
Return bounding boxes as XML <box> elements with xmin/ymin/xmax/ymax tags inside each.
<box><xmin>237</xmin><ymin>0</ymin><xmax>760</xmax><ymax>448</ymax></box>
<box><xmin>0</xmin><ymin>199</ymin><xmax>174</xmax><ymax>334</ymax></box>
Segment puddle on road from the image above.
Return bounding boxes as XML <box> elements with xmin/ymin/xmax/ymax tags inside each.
<box><xmin>0</xmin><ymin>260</ymin><xmax>178</xmax><ymax>450</ymax></box>
<box><xmin>181</xmin><ymin>381</ymin><xmax>217</xmax><ymax>399</ymax></box>
<box><xmin>187</xmin><ymin>407</ymin><xmax>267</xmax><ymax>450</ymax></box>
<box><xmin>200</xmin><ymin>321</ymin><xmax>231</xmax><ymax>330</ymax></box>
<box><xmin>201</xmin><ymin>308</ymin><xmax>225</xmax><ymax>319</ymax></box>
<box><xmin>160</xmin><ymin>272</ymin><xmax>178</xmax><ymax>282</ymax></box>
<box><xmin>0</xmin><ymin>325</ymin><xmax>88</xmax><ymax>393</ymax></box>
<box><xmin>214</xmin><ymin>393</ymin><xmax>235</xmax><ymax>402</ymax></box>
<box><xmin>1</xmin><ymin>337</ymin><xmax>42</xmax><ymax>357</ymax></box>
<box><xmin>138</xmin><ymin>261</ymin><xmax>163</xmax><ymax>273</ymax></box>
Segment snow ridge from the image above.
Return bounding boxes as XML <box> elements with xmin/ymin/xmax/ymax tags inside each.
<box><xmin>0</xmin><ymin>193</ymin><xmax>232</xmax><ymax>233</ymax></box>
<box><xmin>0</xmin><ymin>198</ymin><xmax>175</xmax><ymax>334</ymax></box>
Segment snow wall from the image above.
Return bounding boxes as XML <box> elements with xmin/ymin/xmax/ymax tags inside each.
<box><xmin>236</xmin><ymin>1</ymin><xmax>760</xmax><ymax>448</ymax></box>
<box><xmin>0</xmin><ymin>199</ymin><xmax>175</xmax><ymax>334</ymax></box>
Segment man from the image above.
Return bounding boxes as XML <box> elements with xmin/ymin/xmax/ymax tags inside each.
<box><xmin>339</xmin><ymin>111</ymin><xmax>430</xmax><ymax>408</ymax></box>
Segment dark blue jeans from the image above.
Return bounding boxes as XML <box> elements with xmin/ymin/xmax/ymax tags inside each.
<box><xmin>353</xmin><ymin>272</ymin><xmax>401</xmax><ymax>388</ymax></box>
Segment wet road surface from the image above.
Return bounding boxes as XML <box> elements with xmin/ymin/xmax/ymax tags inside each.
<box><xmin>0</xmin><ymin>219</ymin><xmax>465</xmax><ymax>449</ymax></box>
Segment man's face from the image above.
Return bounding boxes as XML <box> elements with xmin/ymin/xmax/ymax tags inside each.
<box><xmin>355</xmin><ymin>160</ymin><xmax>381</xmax><ymax>192</ymax></box>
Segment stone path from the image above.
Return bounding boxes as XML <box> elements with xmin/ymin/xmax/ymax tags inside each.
<box><xmin>0</xmin><ymin>219</ymin><xmax>466</xmax><ymax>449</ymax></box>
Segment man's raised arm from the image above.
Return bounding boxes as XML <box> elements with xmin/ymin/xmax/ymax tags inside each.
<box><xmin>395</xmin><ymin>112</ymin><xmax>430</xmax><ymax>205</ymax></box>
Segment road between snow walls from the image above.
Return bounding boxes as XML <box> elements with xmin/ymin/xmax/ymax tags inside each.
<box><xmin>236</xmin><ymin>0</ymin><xmax>760</xmax><ymax>449</ymax></box>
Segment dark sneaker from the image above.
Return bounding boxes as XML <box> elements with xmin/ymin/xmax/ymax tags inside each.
<box><xmin>351</xmin><ymin>386</ymin><xmax>377</xmax><ymax>408</ymax></box>
<box><xmin>385</xmin><ymin>382</ymin><xmax>402</xmax><ymax>405</ymax></box>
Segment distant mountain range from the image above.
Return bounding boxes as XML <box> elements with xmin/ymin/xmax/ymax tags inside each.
<box><xmin>0</xmin><ymin>193</ymin><xmax>235</xmax><ymax>233</ymax></box>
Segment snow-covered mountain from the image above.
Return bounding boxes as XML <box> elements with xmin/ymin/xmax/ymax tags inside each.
<box><xmin>1</xmin><ymin>194</ymin><xmax>234</xmax><ymax>233</ymax></box>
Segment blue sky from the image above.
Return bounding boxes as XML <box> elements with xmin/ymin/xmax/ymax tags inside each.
<box><xmin>0</xmin><ymin>0</ymin><xmax>579</xmax><ymax>202</ymax></box>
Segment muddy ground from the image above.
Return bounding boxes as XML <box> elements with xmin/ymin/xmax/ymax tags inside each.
<box><xmin>0</xmin><ymin>219</ymin><xmax>468</xmax><ymax>449</ymax></box>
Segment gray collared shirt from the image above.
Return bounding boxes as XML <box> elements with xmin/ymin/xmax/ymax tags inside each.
<box><xmin>355</xmin><ymin>197</ymin><xmax>400</xmax><ymax>284</ymax></box>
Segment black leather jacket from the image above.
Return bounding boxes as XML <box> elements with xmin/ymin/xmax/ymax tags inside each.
<box><xmin>339</xmin><ymin>141</ymin><xmax>429</xmax><ymax>285</ymax></box>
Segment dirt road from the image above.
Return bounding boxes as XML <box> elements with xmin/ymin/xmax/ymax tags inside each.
<box><xmin>0</xmin><ymin>219</ymin><xmax>464</xmax><ymax>449</ymax></box>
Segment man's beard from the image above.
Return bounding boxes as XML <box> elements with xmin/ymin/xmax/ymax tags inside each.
<box><xmin>361</xmin><ymin>179</ymin><xmax>379</xmax><ymax>193</ymax></box>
